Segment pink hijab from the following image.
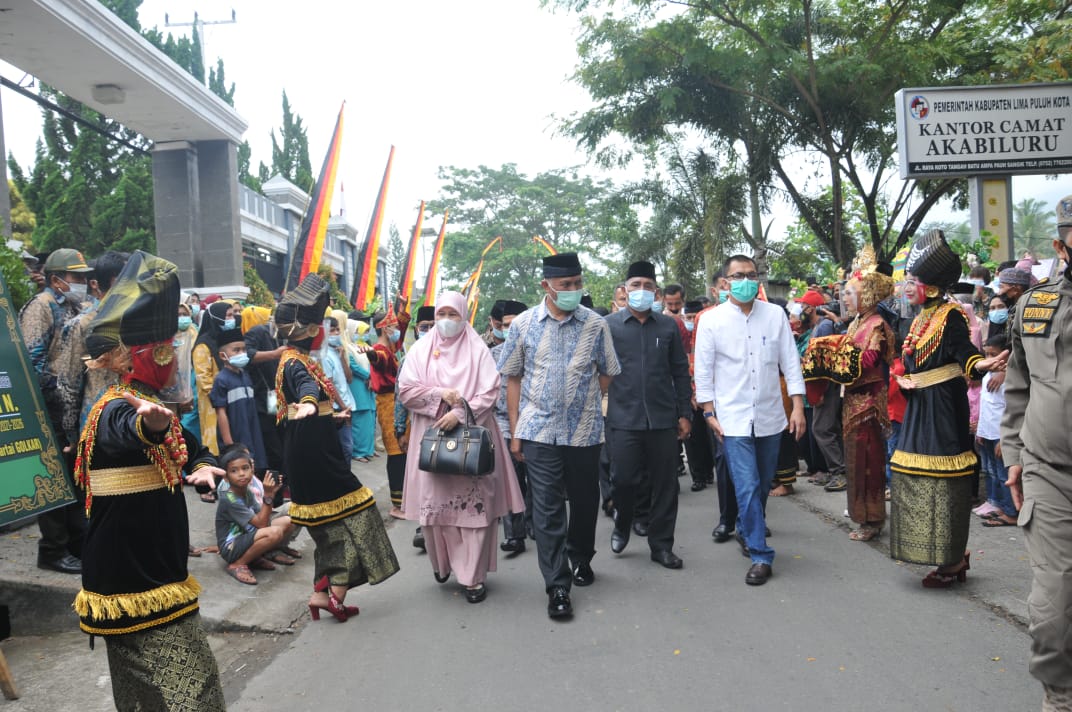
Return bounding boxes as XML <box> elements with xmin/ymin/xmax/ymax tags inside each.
<box><xmin>401</xmin><ymin>291</ymin><xmax>500</xmax><ymax>405</ymax></box>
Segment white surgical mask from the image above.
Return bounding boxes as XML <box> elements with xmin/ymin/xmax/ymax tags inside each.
<box><xmin>436</xmin><ymin>319</ymin><xmax>464</xmax><ymax>339</ymax></box>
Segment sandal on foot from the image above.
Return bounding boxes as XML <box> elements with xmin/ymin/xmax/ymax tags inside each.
<box><xmin>809</xmin><ymin>473</ymin><xmax>832</xmax><ymax>486</ymax></box>
<box><xmin>849</xmin><ymin>526</ymin><xmax>881</xmax><ymax>542</ymax></box>
<box><xmin>227</xmin><ymin>564</ymin><xmax>257</xmax><ymax>585</ymax></box>
<box><xmin>188</xmin><ymin>545</ymin><xmax>202</xmax><ymax>557</ymax></box>
<box><xmin>982</xmin><ymin>516</ymin><xmax>1017</xmax><ymax>527</ymax></box>
<box><xmin>265</xmin><ymin>551</ymin><xmax>296</xmax><ymax>566</ymax></box>
<box><xmin>770</xmin><ymin>484</ymin><xmax>794</xmax><ymax>497</ymax></box>
<box><xmin>250</xmin><ymin>557</ymin><xmax>277</xmax><ymax>571</ymax></box>
<box><xmin>200</xmin><ymin>492</ymin><xmax>218</xmax><ymax>503</ymax></box>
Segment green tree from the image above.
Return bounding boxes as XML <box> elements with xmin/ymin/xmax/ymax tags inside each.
<box><xmin>427</xmin><ymin>164</ymin><xmax>639</xmax><ymax>319</ymax></box>
<box><xmin>269</xmin><ymin>92</ymin><xmax>313</xmax><ymax>191</ymax></box>
<box><xmin>243</xmin><ymin>261</ymin><xmax>275</xmax><ymax>307</ymax></box>
<box><xmin>0</xmin><ymin>244</ymin><xmax>34</xmax><ymax>312</ymax></box>
<box><xmin>386</xmin><ymin>223</ymin><xmax>405</xmax><ymax>294</ymax></box>
<box><xmin>552</xmin><ymin>0</ymin><xmax>1072</xmax><ymax>267</ymax></box>
<box><xmin>6</xmin><ymin>180</ymin><xmax>36</xmax><ymax>246</ymax></box>
<box><xmin>1013</xmin><ymin>197</ymin><xmax>1056</xmax><ymax>261</ymax></box>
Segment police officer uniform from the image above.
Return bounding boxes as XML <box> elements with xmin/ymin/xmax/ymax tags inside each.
<box><xmin>1001</xmin><ymin>194</ymin><xmax>1072</xmax><ymax>712</ymax></box>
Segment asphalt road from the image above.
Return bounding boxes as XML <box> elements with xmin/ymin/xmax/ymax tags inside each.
<box><xmin>231</xmin><ymin>484</ymin><xmax>1040</xmax><ymax>712</ymax></box>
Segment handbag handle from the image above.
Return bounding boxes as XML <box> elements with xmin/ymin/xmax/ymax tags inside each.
<box><xmin>437</xmin><ymin>396</ymin><xmax>477</xmax><ymax>431</ymax></box>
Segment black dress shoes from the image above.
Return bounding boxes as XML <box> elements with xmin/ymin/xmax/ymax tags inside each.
<box><xmin>690</xmin><ymin>481</ymin><xmax>706</xmax><ymax>492</ymax></box>
<box><xmin>571</xmin><ymin>561</ymin><xmax>595</xmax><ymax>587</ymax></box>
<box><xmin>37</xmin><ymin>553</ymin><xmax>81</xmax><ymax>574</ymax></box>
<box><xmin>465</xmin><ymin>584</ymin><xmax>487</xmax><ymax>603</ymax></box>
<box><xmin>745</xmin><ymin>563</ymin><xmax>772</xmax><ymax>585</ymax></box>
<box><xmin>712</xmin><ymin>524</ymin><xmax>734</xmax><ymax>543</ymax></box>
<box><xmin>632</xmin><ymin>521</ymin><xmax>649</xmax><ymax>537</ymax></box>
<box><xmin>412</xmin><ymin>527</ymin><xmax>426</xmax><ymax>551</ymax></box>
<box><xmin>734</xmin><ymin>531</ymin><xmax>750</xmax><ymax>558</ymax></box>
<box><xmin>650</xmin><ymin>550</ymin><xmax>683</xmax><ymax>569</ymax></box>
<box><xmin>500</xmin><ymin>538</ymin><xmax>526</xmax><ymax>555</ymax></box>
<box><xmin>547</xmin><ymin>586</ymin><xmax>573</xmax><ymax>619</ymax></box>
<box><xmin>610</xmin><ymin>527</ymin><xmax>629</xmax><ymax>554</ymax></box>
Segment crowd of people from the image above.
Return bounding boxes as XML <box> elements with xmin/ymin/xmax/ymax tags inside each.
<box><xmin>10</xmin><ymin>192</ymin><xmax>1071</xmax><ymax>710</ymax></box>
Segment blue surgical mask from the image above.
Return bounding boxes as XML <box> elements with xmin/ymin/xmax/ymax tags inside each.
<box><xmin>684</xmin><ymin>320</ymin><xmax>695</xmax><ymax>332</ymax></box>
<box><xmin>550</xmin><ymin>286</ymin><xmax>583</xmax><ymax>312</ymax></box>
<box><xmin>651</xmin><ymin>301</ymin><xmax>664</xmax><ymax>313</ymax></box>
<box><xmin>177</xmin><ymin>316</ymin><xmax>193</xmax><ymax>331</ymax></box>
<box><xmin>730</xmin><ymin>279</ymin><xmax>759</xmax><ymax>303</ymax></box>
<box><xmin>719</xmin><ymin>290</ymin><xmax>730</xmax><ymax>304</ymax></box>
<box><xmin>389</xmin><ymin>330</ymin><xmax>401</xmax><ymax>344</ymax></box>
<box><xmin>222</xmin><ymin>318</ymin><xmax>236</xmax><ymax>331</ymax></box>
<box><xmin>492</xmin><ymin>327</ymin><xmax>505</xmax><ymax>340</ymax></box>
<box><xmin>228</xmin><ymin>353</ymin><xmax>250</xmax><ymax>369</ymax></box>
<box><xmin>988</xmin><ymin>308</ymin><xmax>1009</xmax><ymax>325</ymax></box>
<box><xmin>501</xmin><ymin>326</ymin><xmax>510</xmax><ymax>339</ymax></box>
<box><xmin>627</xmin><ymin>289</ymin><xmax>655</xmax><ymax>311</ymax></box>
<box><xmin>328</xmin><ymin>335</ymin><xmax>342</xmax><ymax>347</ymax></box>
<box><xmin>190</xmin><ymin>304</ymin><xmax>201</xmax><ymax>318</ymax></box>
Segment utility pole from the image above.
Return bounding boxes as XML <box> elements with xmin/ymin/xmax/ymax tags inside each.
<box><xmin>164</xmin><ymin>9</ymin><xmax>237</xmax><ymax>86</ymax></box>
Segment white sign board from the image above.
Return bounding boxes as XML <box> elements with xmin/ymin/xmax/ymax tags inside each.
<box><xmin>895</xmin><ymin>83</ymin><xmax>1072</xmax><ymax>178</ymax></box>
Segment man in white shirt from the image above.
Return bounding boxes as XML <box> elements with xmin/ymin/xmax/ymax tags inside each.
<box><xmin>694</xmin><ymin>255</ymin><xmax>806</xmax><ymax>585</ymax></box>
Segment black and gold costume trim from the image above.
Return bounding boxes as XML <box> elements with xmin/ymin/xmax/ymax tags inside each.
<box><xmin>289</xmin><ymin>485</ymin><xmax>377</xmax><ymax>527</ymax></box>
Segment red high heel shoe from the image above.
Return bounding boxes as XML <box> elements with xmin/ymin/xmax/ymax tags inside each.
<box><xmin>922</xmin><ymin>551</ymin><xmax>970</xmax><ymax>588</ymax></box>
<box><xmin>309</xmin><ymin>576</ymin><xmax>349</xmax><ymax>622</ymax></box>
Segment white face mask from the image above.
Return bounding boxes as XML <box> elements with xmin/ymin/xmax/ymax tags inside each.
<box><xmin>65</xmin><ymin>281</ymin><xmax>88</xmax><ymax>302</ymax></box>
<box><xmin>435</xmin><ymin>319</ymin><xmax>464</xmax><ymax>339</ymax></box>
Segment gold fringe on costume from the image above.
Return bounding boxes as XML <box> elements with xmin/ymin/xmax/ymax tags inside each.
<box><xmin>75</xmin><ymin>576</ymin><xmax>200</xmax><ymax>629</ymax></box>
<box><xmin>889</xmin><ymin>449</ymin><xmax>977</xmax><ymax>477</ymax></box>
<box><xmin>289</xmin><ymin>485</ymin><xmax>377</xmax><ymax>527</ymax></box>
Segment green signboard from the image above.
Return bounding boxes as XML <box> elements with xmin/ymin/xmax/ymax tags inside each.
<box><xmin>0</xmin><ymin>272</ymin><xmax>76</xmax><ymax>527</ymax></box>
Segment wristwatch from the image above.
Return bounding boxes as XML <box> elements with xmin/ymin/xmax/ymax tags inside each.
<box><xmin>703</xmin><ymin>411</ymin><xmax>716</xmax><ymax>419</ymax></box>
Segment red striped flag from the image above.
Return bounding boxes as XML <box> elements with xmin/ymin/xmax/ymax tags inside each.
<box><xmin>351</xmin><ymin>145</ymin><xmax>395</xmax><ymax>310</ymax></box>
<box><xmin>284</xmin><ymin>103</ymin><xmax>344</xmax><ymax>292</ymax></box>
<box><xmin>532</xmin><ymin>235</ymin><xmax>558</xmax><ymax>255</ymax></box>
<box><xmin>422</xmin><ymin>211</ymin><xmax>449</xmax><ymax>307</ymax></box>
<box><xmin>396</xmin><ymin>200</ymin><xmax>425</xmax><ymax>313</ymax></box>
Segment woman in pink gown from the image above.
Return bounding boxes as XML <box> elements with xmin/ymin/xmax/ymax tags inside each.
<box><xmin>397</xmin><ymin>291</ymin><xmax>525</xmax><ymax>603</ymax></box>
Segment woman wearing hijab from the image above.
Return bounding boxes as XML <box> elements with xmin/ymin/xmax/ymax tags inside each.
<box><xmin>397</xmin><ymin>291</ymin><xmax>525</xmax><ymax>603</ymax></box>
<box><xmin>342</xmin><ymin>314</ymin><xmax>377</xmax><ymax>462</ymax></box>
<box><xmin>192</xmin><ymin>300</ymin><xmax>237</xmax><ymax>458</ymax></box>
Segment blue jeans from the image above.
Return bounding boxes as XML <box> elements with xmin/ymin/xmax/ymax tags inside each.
<box><xmin>337</xmin><ymin>418</ymin><xmax>353</xmax><ymax>462</ymax></box>
<box><xmin>977</xmin><ymin>438</ymin><xmax>1016</xmax><ymax>517</ymax></box>
<box><xmin>885</xmin><ymin>421</ymin><xmax>901</xmax><ymax>487</ymax></box>
<box><xmin>722</xmin><ymin>433</ymin><xmax>781</xmax><ymax>565</ymax></box>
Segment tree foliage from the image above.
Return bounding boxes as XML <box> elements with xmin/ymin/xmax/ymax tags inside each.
<box><xmin>550</xmin><ymin>0</ymin><xmax>1072</xmax><ymax>268</ymax></box>
<box><xmin>243</xmin><ymin>261</ymin><xmax>276</xmax><ymax>307</ymax></box>
<box><xmin>6</xmin><ymin>180</ymin><xmax>36</xmax><ymax>246</ymax></box>
<box><xmin>426</xmin><ymin>164</ymin><xmax>640</xmax><ymax>316</ymax></box>
<box><xmin>269</xmin><ymin>92</ymin><xmax>314</xmax><ymax>192</ymax></box>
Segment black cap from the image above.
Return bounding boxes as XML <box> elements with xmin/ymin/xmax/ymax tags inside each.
<box><xmin>490</xmin><ymin>299</ymin><xmax>506</xmax><ymax>321</ymax></box>
<box><xmin>684</xmin><ymin>300</ymin><xmax>704</xmax><ymax>314</ymax></box>
<box><xmin>906</xmin><ymin>229</ymin><xmax>961</xmax><ymax>289</ymax></box>
<box><xmin>500</xmin><ymin>300</ymin><xmax>528</xmax><ymax>317</ymax></box>
<box><xmin>86</xmin><ymin>251</ymin><xmax>180</xmax><ymax>358</ymax></box>
<box><xmin>217</xmin><ymin>328</ymin><xmax>245</xmax><ymax>347</ymax></box>
<box><xmin>626</xmin><ymin>260</ymin><xmax>656</xmax><ymax>281</ymax></box>
<box><xmin>276</xmin><ymin>274</ymin><xmax>330</xmax><ymax>339</ymax></box>
<box><xmin>542</xmin><ymin>252</ymin><xmax>582</xmax><ymax>278</ymax></box>
<box><xmin>415</xmin><ymin>306</ymin><xmax>435</xmax><ymax>323</ymax></box>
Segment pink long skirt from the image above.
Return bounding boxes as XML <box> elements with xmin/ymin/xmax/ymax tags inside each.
<box><xmin>424</xmin><ymin>523</ymin><xmax>499</xmax><ymax>587</ymax></box>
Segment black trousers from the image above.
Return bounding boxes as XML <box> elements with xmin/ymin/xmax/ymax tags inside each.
<box><xmin>38</xmin><ymin>443</ymin><xmax>86</xmax><ymax>560</ymax></box>
<box><xmin>708</xmin><ymin>427</ymin><xmax>737</xmax><ymax>529</ymax></box>
<box><xmin>521</xmin><ymin>441</ymin><xmax>601</xmax><ymax>591</ymax></box>
<box><xmin>684</xmin><ymin>407</ymin><xmax>714</xmax><ymax>484</ymax></box>
<box><xmin>608</xmin><ymin>427</ymin><xmax>680</xmax><ymax>553</ymax></box>
<box><xmin>502</xmin><ymin>445</ymin><xmax>533</xmax><ymax>540</ymax></box>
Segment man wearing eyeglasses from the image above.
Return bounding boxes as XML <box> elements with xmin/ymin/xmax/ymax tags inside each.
<box><xmin>694</xmin><ymin>255</ymin><xmax>806</xmax><ymax>586</ymax></box>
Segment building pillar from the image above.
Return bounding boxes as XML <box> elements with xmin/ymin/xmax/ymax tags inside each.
<box><xmin>196</xmin><ymin>140</ymin><xmax>243</xmax><ymax>286</ymax></box>
<box><xmin>969</xmin><ymin>176</ymin><xmax>1014</xmax><ymax>264</ymax></box>
<box><xmin>151</xmin><ymin>141</ymin><xmax>201</xmax><ymax>288</ymax></box>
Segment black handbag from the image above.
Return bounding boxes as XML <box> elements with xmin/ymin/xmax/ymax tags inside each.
<box><xmin>418</xmin><ymin>399</ymin><xmax>495</xmax><ymax>476</ymax></box>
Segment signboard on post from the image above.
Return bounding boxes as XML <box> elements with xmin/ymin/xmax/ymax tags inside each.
<box><xmin>0</xmin><ymin>271</ymin><xmax>76</xmax><ymax>527</ymax></box>
<box><xmin>895</xmin><ymin>83</ymin><xmax>1072</xmax><ymax>178</ymax></box>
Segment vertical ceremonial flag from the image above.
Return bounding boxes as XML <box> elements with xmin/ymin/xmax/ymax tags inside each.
<box><xmin>422</xmin><ymin>211</ymin><xmax>449</xmax><ymax>306</ymax></box>
<box><xmin>351</xmin><ymin>145</ymin><xmax>395</xmax><ymax>310</ymax></box>
<box><xmin>532</xmin><ymin>235</ymin><xmax>558</xmax><ymax>255</ymax></box>
<box><xmin>395</xmin><ymin>200</ymin><xmax>425</xmax><ymax>313</ymax></box>
<box><xmin>284</xmin><ymin>103</ymin><xmax>344</xmax><ymax>293</ymax></box>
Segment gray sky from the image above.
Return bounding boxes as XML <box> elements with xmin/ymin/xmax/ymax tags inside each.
<box><xmin>2</xmin><ymin>0</ymin><xmax>1070</xmax><ymax>267</ymax></box>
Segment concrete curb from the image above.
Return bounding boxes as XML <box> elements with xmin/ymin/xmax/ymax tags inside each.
<box><xmin>0</xmin><ymin>456</ymin><xmax>395</xmax><ymax>637</ymax></box>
